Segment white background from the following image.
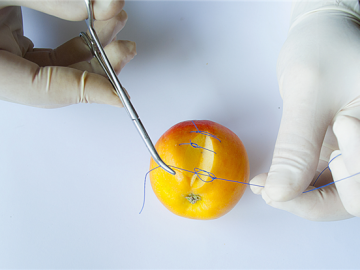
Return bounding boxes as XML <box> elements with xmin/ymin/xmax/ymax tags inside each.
<box><xmin>1</xmin><ymin>1</ymin><xmax>359</xmax><ymax>269</ymax></box>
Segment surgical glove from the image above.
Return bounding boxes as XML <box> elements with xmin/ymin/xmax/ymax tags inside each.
<box><xmin>0</xmin><ymin>1</ymin><xmax>136</xmax><ymax>108</ymax></box>
<box><xmin>250</xmin><ymin>0</ymin><xmax>360</xmax><ymax>221</ymax></box>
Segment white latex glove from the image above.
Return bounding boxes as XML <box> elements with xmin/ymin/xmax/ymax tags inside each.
<box><xmin>0</xmin><ymin>0</ymin><xmax>136</xmax><ymax>108</ymax></box>
<box><xmin>250</xmin><ymin>0</ymin><xmax>360</xmax><ymax>221</ymax></box>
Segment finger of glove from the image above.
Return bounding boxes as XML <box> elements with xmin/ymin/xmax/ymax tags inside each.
<box><xmin>0</xmin><ymin>50</ymin><xmax>122</xmax><ymax>108</ymax></box>
<box><xmin>249</xmin><ymin>173</ymin><xmax>267</xmax><ymax>195</ymax></box>
<box><xmin>92</xmin><ymin>10</ymin><xmax>128</xmax><ymax>46</ymax></box>
<box><xmin>69</xmin><ymin>40</ymin><xmax>137</xmax><ymax>76</ymax></box>
<box><xmin>260</xmin><ymin>184</ymin><xmax>353</xmax><ymax>221</ymax></box>
<box><xmin>15</xmin><ymin>0</ymin><xmax>124</xmax><ymax>21</ymax></box>
<box><xmin>251</xmin><ymin>148</ymin><xmax>352</xmax><ymax>221</ymax></box>
<box><xmin>24</xmin><ymin>38</ymin><xmax>92</xmax><ymax>67</ymax></box>
<box><xmin>330</xmin><ymin>117</ymin><xmax>360</xmax><ymax>217</ymax></box>
<box><xmin>264</xmin><ymin>69</ymin><xmax>331</xmax><ymax>202</ymax></box>
<box><xmin>23</xmin><ymin>10</ymin><xmax>128</xmax><ymax>67</ymax></box>
<box><xmin>333</xmin><ymin>116</ymin><xmax>360</xmax><ymax>176</ymax></box>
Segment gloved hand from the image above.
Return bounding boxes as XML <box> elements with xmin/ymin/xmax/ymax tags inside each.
<box><xmin>250</xmin><ymin>0</ymin><xmax>360</xmax><ymax>221</ymax></box>
<box><xmin>0</xmin><ymin>0</ymin><xmax>136</xmax><ymax>108</ymax></box>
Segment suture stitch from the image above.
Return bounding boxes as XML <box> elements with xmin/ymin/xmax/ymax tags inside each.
<box><xmin>190</xmin><ymin>121</ymin><xmax>221</xmax><ymax>142</ymax></box>
<box><xmin>179</xmin><ymin>140</ymin><xmax>217</xmax><ymax>154</ymax></box>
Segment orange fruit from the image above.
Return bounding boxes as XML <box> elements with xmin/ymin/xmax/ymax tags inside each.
<box><xmin>149</xmin><ymin>120</ymin><xmax>250</xmax><ymax>219</ymax></box>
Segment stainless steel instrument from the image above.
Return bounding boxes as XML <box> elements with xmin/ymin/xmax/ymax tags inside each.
<box><xmin>80</xmin><ymin>0</ymin><xmax>175</xmax><ymax>175</ymax></box>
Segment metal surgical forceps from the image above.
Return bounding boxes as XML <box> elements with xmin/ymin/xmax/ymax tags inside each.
<box><xmin>80</xmin><ymin>0</ymin><xmax>175</xmax><ymax>175</ymax></box>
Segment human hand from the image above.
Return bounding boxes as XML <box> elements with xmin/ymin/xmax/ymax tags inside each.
<box><xmin>250</xmin><ymin>1</ymin><xmax>360</xmax><ymax>221</ymax></box>
<box><xmin>0</xmin><ymin>0</ymin><xmax>136</xmax><ymax>108</ymax></box>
